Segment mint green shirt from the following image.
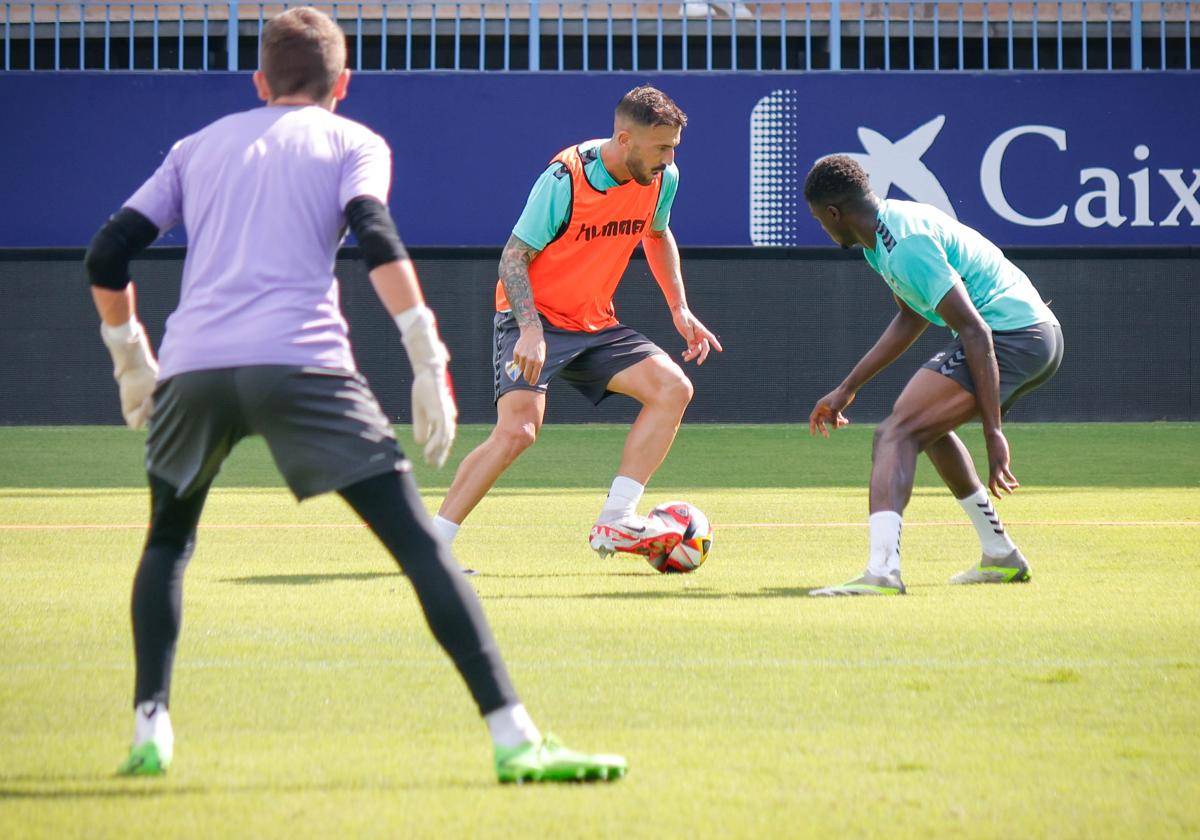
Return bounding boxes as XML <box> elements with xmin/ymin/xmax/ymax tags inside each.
<box><xmin>512</xmin><ymin>138</ymin><xmax>679</xmax><ymax>251</ymax></box>
<box><xmin>864</xmin><ymin>199</ymin><xmax>1057</xmax><ymax>332</ymax></box>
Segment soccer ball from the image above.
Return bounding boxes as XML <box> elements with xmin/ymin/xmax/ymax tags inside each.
<box><xmin>645</xmin><ymin>501</ymin><xmax>713</xmax><ymax>574</ymax></box>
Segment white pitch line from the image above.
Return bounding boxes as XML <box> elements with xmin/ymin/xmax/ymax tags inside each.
<box><xmin>1</xmin><ymin>520</ymin><xmax>1197</xmax><ymax>531</ymax></box>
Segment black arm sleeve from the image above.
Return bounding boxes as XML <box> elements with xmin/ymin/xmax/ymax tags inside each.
<box><xmin>84</xmin><ymin>207</ymin><xmax>160</xmax><ymax>290</ymax></box>
<box><xmin>345</xmin><ymin>196</ymin><xmax>409</xmax><ymax>271</ymax></box>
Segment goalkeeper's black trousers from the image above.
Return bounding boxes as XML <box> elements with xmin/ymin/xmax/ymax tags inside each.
<box><xmin>130</xmin><ymin>470</ymin><xmax>518</xmax><ymax>716</ymax></box>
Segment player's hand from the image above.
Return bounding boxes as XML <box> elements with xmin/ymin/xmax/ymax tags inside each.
<box><xmin>411</xmin><ymin>365</ymin><xmax>457</xmax><ymax>468</ymax></box>
<box><xmin>672</xmin><ymin>307</ymin><xmax>723</xmax><ymax>366</ymax></box>
<box><xmin>512</xmin><ymin>325</ymin><xmax>547</xmax><ymax>385</ymax></box>
<box><xmin>809</xmin><ymin>387</ymin><xmax>854</xmax><ymax>438</ymax></box>
<box><xmin>984</xmin><ymin>428</ymin><xmax>1019</xmax><ymax>498</ymax></box>
<box><xmin>399</xmin><ymin>306</ymin><xmax>456</xmax><ymax>467</ymax></box>
<box><xmin>100</xmin><ymin>319</ymin><xmax>158</xmax><ymax>430</ymax></box>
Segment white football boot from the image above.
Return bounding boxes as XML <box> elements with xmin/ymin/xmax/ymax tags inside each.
<box><xmin>589</xmin><ymin>514</ymin><xmax>682</xmax><ymax>559</ymax></box>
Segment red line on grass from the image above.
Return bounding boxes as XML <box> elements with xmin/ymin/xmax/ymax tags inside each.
<box><xmin>722</xmin><ymin>521</ymin><xmax>1200</xmax><ymax>528</ymax></box>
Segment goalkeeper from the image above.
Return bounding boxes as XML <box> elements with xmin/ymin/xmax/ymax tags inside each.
<box><xmin>86</xmin><ymin>6</ymin><xmax>624</xmax><ymax>784</ymax></box>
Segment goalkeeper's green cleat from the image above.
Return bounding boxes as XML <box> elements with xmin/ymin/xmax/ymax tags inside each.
<box><xmin>950</xmin><ymin>549</ymin><xmax>1031</xmax><ymax>585</ymax></box>
<box><xmin>495</xmin><ymin>735</ymin><xmax>627</xmax><ymax>784</ymax></box>
<box><xmin>116</xmin><ymin>741</ymin><xmax>171</xmax><ymax>776</ymax></box>
<box><xmin>810</xmin><ymin>572</ymin><xmax>906</xmax><ymax>596</ymax></box>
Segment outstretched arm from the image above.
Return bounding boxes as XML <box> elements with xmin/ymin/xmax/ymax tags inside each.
<box><xmin>346</xmin><ymin>196</ymin><xmax>456</xmax><ymax>468</ymax></box>
<box><xmin>642</xmin><ymin>227</ymin><xmax>723</xmax><ymax>365</ymax></box>
<box><xmin>935</xmin><ymin>284</ymin><xmax>1014</xmax><ymax>497</ymax></box>
<box><xmin>809</xmin><ymin>296</ymin><xmax>928</xmax><ymax>437</ymax></box>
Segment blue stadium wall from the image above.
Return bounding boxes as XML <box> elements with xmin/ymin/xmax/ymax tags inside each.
<box><xmin>2</xmin><ymin>72</ymin><xmax>1199</xmax><ymax>247</ymax></box>
<box><xmin>1</xmin><ymin>73</ymin><xmax>1197</xmax><ymax>423</ymax></box>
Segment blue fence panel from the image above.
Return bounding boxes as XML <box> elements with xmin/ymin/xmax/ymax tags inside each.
<box><xmin>2</xmin><ymin>1</ymin><xmax>1197</xmax><ymax>70</ymax></box>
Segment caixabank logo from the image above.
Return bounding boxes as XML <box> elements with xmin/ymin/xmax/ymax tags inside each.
<box><xmin>749</xmin><ymin>89</ymin><xmax>1200</xmax><ymax>245</ymax></box>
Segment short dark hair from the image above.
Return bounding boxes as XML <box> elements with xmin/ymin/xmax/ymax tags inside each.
<box><xmin>260</xmin><ymin>7</ymin><xmax>346</xmax><ymax>102</ymax></box>
<box><xmin>615</xmin><ymin>86</ymin><xmax>688</xmax><ymax>129</ymax></box>
<box><xmin>804</xmin><ymin>154</ymin><xmax>872</xmax><ymax>206</ymax></box>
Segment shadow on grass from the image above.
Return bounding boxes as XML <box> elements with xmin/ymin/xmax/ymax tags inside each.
<box><xmin>753</xmin><ymin>586</ymin><xmax>824</xmax><ymax>598</ymax></box>
<box><xmin>488</xmin><ymin>572</ymin><xmax>648</xmax><ymax>579</ymax></box>
<box><xmin>1027</xmin><ymin>667</ymin><xmax>1083</xmax><ymax>684</ymax></box>
<box><xmin>751</xmin><ymin>585</ymin><xmax>935</xmax><ymax>597</ymax></box>
<box><xmin>481</xmin><ymin>585</ymin><xmax>721</xmax><ymax>600</ymax></box>
<box><xmin>579</xmin><ymin>585</ymin><xmax>919</xmax><ymax>599</ymax></box>
<box><xmin>486</xmin><ymin>584</ymin><xmax>942</xmax><ymax>600</ymax></box>
<box><xmin>575</xmin><ymin>587</ymin><xmax>725</xmax><ymax>599</ymax></box>
<box><xmin>222</xmin><ymin>572</ymin><xmax>395</xmax><ymax>586</ymax></box>
<box><xmin>0</xmin><ymin>784</ymin><xmax>217</xmax><ymax>801</ymax></box>
<box><xmin>0</xmin><ymin>777</ymin><xmax>489</xmax><ymax>799</ymax></box>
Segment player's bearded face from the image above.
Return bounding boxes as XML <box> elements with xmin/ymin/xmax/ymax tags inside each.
<box><xmin>626</xmin><ymin>154</ymin><xmax>655</xmax><ymax>186</ymax></box>
<box><xmin>625</xmin><ymin>124</ymin><xmax>681</xmax><ymax>186</ymax></box>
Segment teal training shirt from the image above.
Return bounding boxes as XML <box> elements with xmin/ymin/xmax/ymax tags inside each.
<box><xmin>863</xmin><ymin>199</ymin><xmax>1057</xmax><ymax>332</ymax></box>
<box><xmin>512</xmin><ymin>138</ymin><xmax>679</xmax><ymax>251</ymax></box>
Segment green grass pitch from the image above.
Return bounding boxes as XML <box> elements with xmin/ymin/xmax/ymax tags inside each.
<box><xmin>1</xmin><ymin>422</ymin><xmax>1197</xmax><ymax>838</ymax></box>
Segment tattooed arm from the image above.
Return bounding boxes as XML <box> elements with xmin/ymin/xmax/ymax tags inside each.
<box><xmin>499</xmin><ymin>233</ymin><xmax>546</xmax><ymax>384</ymax></box>
<box><xmin>499</xmin><ymin>234</ymin><xmax>541</xmax><ymax>329</ymax></box>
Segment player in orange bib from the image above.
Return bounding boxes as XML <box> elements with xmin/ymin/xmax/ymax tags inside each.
<box><xmin>431</xmin><ymin>86</ymin><xmax>722</xmax><ymax>565</ymax></box>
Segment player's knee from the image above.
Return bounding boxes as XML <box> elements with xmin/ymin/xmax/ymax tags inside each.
<box><xmin>652</xmin><ymin>369</ymin><xmax>694</xmax><ymax>413</ymax></box>
<box><xmin>674</xmin><ymin>374</ymin><xmax>695</xmax><ymax>408</ymax></box>
<box><xmin>874</xmin><ymin>415</ymin><xmax>916</xmax><ymax>449</ymax></box>
<box><xmin>145</xmin><ymin>514</ymin><xmax>195</xmax><ymax>554</ymax></box>
<box><xmin>914</xmin><ymin>425</ymin><xmax>951</xmax><ymax>452</ymax></box>
<box><xmin>494</xmin><ymin>421</ymin><xmax>538</xmax><ymax>459</ymax></box>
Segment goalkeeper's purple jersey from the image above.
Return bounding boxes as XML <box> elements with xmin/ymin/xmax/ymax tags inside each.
<box><xmin>125</xmin><ymin>105</ymin><xmax>391</xmax><ymax>379</ymax></box>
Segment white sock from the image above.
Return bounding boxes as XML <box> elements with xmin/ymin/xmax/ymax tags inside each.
<box><xmin>598</xmin><ymin>475</ymin><xmax>645</xmax><ymax>523</ymax></box>
<box><xmin>866</xmin><ymin>511</ymin><xmax>903</xmax><ymax>578</ymax></box>
<box><xmin>957</xmin><ymin>487</ymin><xmax>1017</xmax><ymax>559</ymax></box>
<box><xmin>134</xmin><ymin>700</ymin><xmax>173</xmax><ymax>748</ymax></box>
<box><xmin>484</xmin><ymin>702</ymin><xmax>542</xmax><ymax>749</ymax></box>
<box><xmin>431</xmin><ymin>515</ymin><xmax>460</xmax><ymax>545</ymax></box>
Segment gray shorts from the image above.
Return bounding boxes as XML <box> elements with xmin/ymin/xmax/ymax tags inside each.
<box><xmin>921</xmin><ymin>321</ymin><xmax>1064</xmax><ymax>412</ymax></box>
<box><xmin>492</xmin><ymin>311</ymin><xmax>665</xmax><ymax>405</ymax></box>
<box><xmin>145</xmin><ymin>366</ymin><xmax>409</xmax><ymax>500</ymax></box>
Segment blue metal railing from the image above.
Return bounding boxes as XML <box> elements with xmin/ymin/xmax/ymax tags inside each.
<box><xmin>3</xmin><ymin>1</ymin><xmax>1196</xmax><ymax>71</ymax></box>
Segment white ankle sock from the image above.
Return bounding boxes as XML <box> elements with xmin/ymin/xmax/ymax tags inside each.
<box><xmin>484</xmin><ymin>702</ymin><xmax>542</xmax><ymax>749</ymax></box>
<box><xmin>598</xmin><ymin>475</ymin><xmax>644</xmax><ymax>523</ymax></box>
<box><xmin>134</xmin><ymin>700</ymin><xmax>173</xmax><ymax>748</ymax></box>
<box><xmin>866</xmin><ymin>511</ymin><xmax>903</xmax><ymax>577</ymax></box>
<box><xmin>431</xmin><ymin>515</ymin><xmax>461</xmax><ymax>545</ymax></box>
<box><xmin>957</xmin><ymin>488</ymin><xmax>1017</xmax><ymax>559</ymax></box>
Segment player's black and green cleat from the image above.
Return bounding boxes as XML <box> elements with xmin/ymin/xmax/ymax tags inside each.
<box><xmin>116</xmin><ymin>741</ymin><xmax>171</xmax><ymax>776</ymax></box>
<box><xmin>810</xmin><ymin>572</ymin><xmax>906</xmax><ymax>596</ymax></box>
<box><xmin>495</xmin><ymin>735</ymin><xmax>627</xmax><ymax>783</ymax></box>
<box><xmin>949</xmin><ymin>548</ymin><xmax>1031</xmax><ymax>584</ymax></box>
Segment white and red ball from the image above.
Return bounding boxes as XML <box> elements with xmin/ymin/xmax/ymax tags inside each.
<box><xmin>645</xmin><ymin>501</ymin><xmax>713</xmax><ymax>574</ymax></box>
